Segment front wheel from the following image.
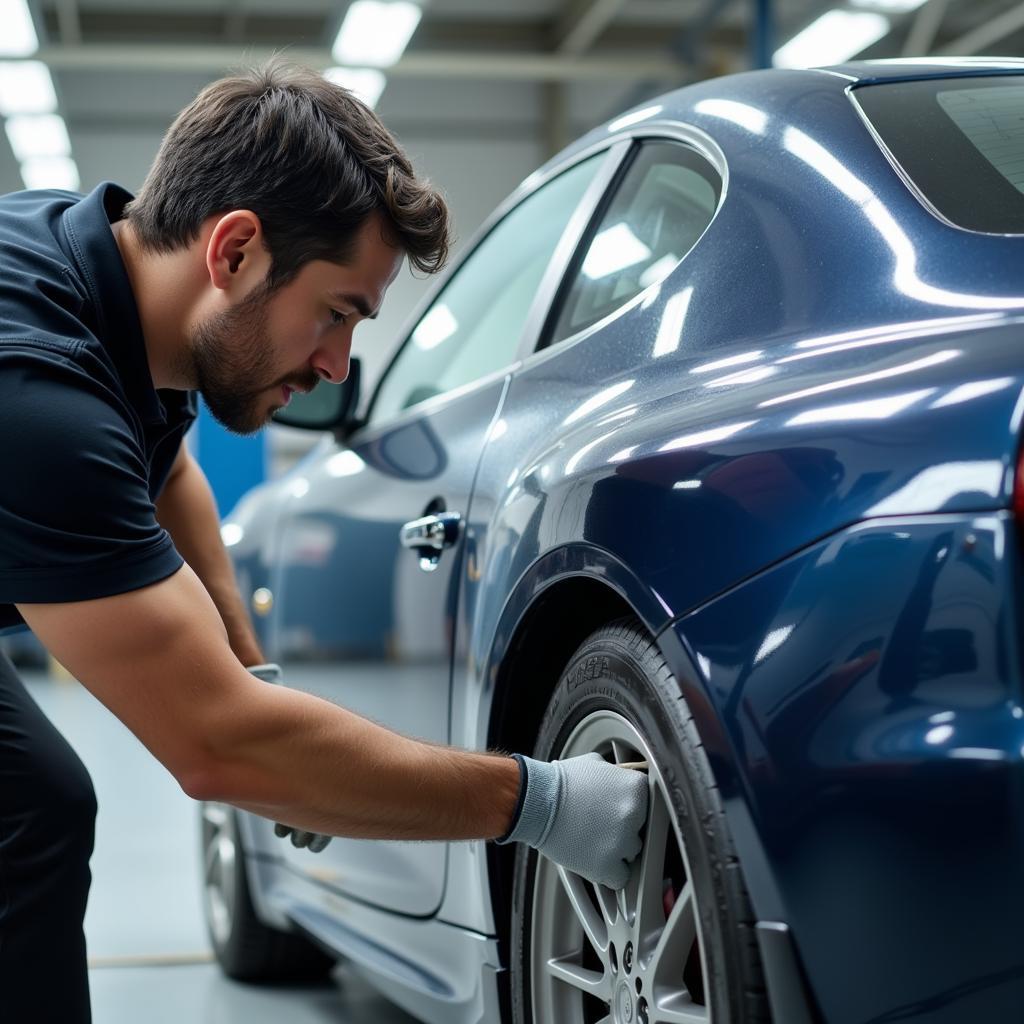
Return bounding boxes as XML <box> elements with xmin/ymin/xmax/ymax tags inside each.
<box><xmin>510</xmin><ymin>618</ymin><xmax>768</xmax><ymax>1023</ymax></box>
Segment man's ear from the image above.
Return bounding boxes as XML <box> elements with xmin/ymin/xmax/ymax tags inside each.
<box><xmin>205</xmin><ymin>210</ymin><xmax>270</xmax><ymax>294</ymax></box>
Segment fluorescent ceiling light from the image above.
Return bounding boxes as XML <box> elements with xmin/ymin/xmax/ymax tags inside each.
<box><xmin>0</xmin><ymin>0</ymin><xmax>38</xmax><ymax>57</ymax></box>
<box><xmin>20</xmin><ymin>155</ymin><xmax>80</xmax><ymax>191</ymax></box>
<box><xmin>0</xmin><ymin>61</ymin><xmax>56</xmax><ymax>115</ymax></box>
<box><xmin>773</xmin><ymin>10</ymin><xmax>890</xmax><ymax>68</ymax></box>
<box><xmin>851</xmin><ymin>0</ymin><xmax>927</xmax><ymax>11</ymax></box>
<box><xmin>332</xmin><ymin>1</ymin><xmax>422</xmax><ymax>69</ymax></box>
<box><xmin>6</xmin><ymin>113</ymin><xmax>71</xmax><ymax>160</ymax></box>
<box><xmin>582</xmin><ymin>222</ymin><xmax>651</xmax><ymax>280</ymax></box>
<box><xmin>324</xmin><ymin>66</ymin><xmax>387</xmax><ymax>108</ymax></box>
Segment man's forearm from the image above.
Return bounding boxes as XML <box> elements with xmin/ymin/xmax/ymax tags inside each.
<box><xmin>19</xmin><ymin>561</ymin><xmax>645</xmax><ymax>886</ymax></box>
<box><xmin>152</xmin><ymin>457</ymin><xmax>518</xmax><ymax>840</ymax></box>
<box><xmin>199</xmin><ymin>674</ymin><xmax>521</xmax><ymax>841</ymax></box>
<box><xmin>155</xmin><ymin>450</ymin><xmax>264</xmax><ymax>667</ymax></box>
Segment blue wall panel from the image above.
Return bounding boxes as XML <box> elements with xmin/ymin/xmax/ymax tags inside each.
<box><xmin>194</xmin><ymin>398</ymin><xmax>266</xmax><ymax>519</ymax></box>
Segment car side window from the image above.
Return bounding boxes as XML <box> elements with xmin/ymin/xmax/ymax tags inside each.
<box><xmin>547</xmin><ymin>140</ymin><xmax>721</xmax><ymax>347</ymax></box>
<box><xmin>368</xmin><ymin>154</ymin><xmax>604</xmax><ymax>426</ymax></box>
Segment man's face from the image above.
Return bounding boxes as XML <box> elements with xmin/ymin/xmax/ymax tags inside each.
<box><xmin>189</xmin><ymin>215</ymin><xmax>404</xmax><ymax>435</ymax></box>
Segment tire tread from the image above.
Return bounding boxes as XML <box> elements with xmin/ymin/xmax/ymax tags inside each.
<box><xmin>510</xmin><ymin>616</ymin><xmax>771</xmax><ymax>1023</ymax></box>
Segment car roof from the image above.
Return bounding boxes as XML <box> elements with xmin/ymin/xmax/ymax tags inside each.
<box><xmin>503</xmin><ymin>56</ymin><xmax>1024</xmax><ymax>345</ymax></box>
<box><xmin>538</xmin><ymin>58</ymin><xmax>1024</xmax><ymax>177</ymax></box>
<box><xmin>631</xmin><ymin>58</ymin><xmax>1024</xmax><ymax>133</ymax></box>
<box><xmin>823</xmin><ymin>57</ymin><xmax>1024</xmax><ymax>84</ymax></box>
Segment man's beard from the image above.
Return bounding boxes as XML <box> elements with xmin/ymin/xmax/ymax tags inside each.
<box><xmin>188</xmin><ymin>282</ymin><xmax>291</xmax><ymax>435</ymax></box>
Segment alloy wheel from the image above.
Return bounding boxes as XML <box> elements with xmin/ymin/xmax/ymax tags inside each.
<box><xmin>201</xmin><ymin>801</ymin><xmax>238</xmax><ymax>948</ymax></box>
<box><xmin>530</xmin><ymin>711</ymin><xmax>711</xmax><ymax>1024</ymax></box>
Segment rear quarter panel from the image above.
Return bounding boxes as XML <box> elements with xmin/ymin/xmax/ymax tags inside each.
<box><xmin>445</xmin><ymin>75</ymin><xmax>1024</xmax><ymax>976</ymax></box>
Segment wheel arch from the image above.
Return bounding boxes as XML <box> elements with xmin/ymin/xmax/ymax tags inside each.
<box><xmin>483</xmin><ymin>544</ymin><xmax>671</xmax><ymax>761</ymax></box>
<box><xmin>480</xmin><ymin>545</ymin><xmax>751</xmax><ymax>988</ymax></box>
<box><xmin>483</xmin><ymin>570</ymin><xmax>636</xmax><ymax>993</ymax></box>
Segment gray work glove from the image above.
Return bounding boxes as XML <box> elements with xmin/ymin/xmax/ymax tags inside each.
<box><xmin>246</xmin><ymin>663</ymin><xmax>332</xmax><ymax>854</ymax></box>
<box><xmin>496</xmin><ymin>752</ymin><xmax>649</xmax><ymax>890</ymax></box>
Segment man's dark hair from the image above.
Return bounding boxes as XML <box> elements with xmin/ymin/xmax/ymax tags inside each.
<box><xmin>125</xmin><ymin>59</ymin><xmax>449</xmax><ymax>286</ymax></box>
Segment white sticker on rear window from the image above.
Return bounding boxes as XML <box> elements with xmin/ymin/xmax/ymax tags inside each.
<box><xmin>938</xmin><ymin>85</ymin><xmax>1024</xmax><ymax>195</ymax></box>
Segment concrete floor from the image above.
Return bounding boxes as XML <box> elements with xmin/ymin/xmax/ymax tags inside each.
<box><xmin>23</xmin><ymin>670</ymin><xmax>422</xmax><ymax>1024</ymax></box>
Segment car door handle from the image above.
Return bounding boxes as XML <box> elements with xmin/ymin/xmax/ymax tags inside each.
<box><xmin>400</xmin><ymin>512</ymin><xmax>462</xmax><ymax>571</ymax></box>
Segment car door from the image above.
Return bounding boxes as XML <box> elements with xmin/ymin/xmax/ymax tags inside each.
<box><xmin>262</xmin><ymin>149</ymin><xmax>615</xmax><ymax>915</ymax></box>
<box><xmin>449</xmin><ymin>133</ymin><xmax>726</xmax><ymax>805</ymax></box>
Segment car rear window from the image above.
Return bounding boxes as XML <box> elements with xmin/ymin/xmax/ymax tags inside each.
<box><xmin>854</xmin><ymin>76</ymin><xmax>1024</xmax><ymax>233</ymax></box>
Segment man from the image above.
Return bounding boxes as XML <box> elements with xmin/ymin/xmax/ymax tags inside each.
<box><xmin>0</xmin><ymin>61</ymin><xmax>648</xmax><ymax>1020</ymax></box>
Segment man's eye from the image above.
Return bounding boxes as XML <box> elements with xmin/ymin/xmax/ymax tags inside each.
<box><xmin>330</xmin><ymin>309</ymin><xmax>349</xmax><ymax>326</ymax></box>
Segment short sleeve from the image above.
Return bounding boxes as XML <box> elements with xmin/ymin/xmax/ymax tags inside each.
<box><xmin>0</xmin><ymin>346</ymin><xmax>184</xmax><ymax>606</ymax></box>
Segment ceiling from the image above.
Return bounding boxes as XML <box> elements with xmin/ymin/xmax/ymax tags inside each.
<box><xmin>3</xmin><ymin>0</ymin><xmax>1023</xmax><ymax>194</ymax></box>
<box><xmin>4</xmin><ymin>0</ymin><xmax>1022</xmax><ymax>454</ymax></box>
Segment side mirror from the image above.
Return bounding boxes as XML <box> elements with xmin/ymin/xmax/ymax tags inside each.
<box><xmin>272</xmin><ymin>358</ymin><xmax>362</xmax><ymax>434</ymax></box>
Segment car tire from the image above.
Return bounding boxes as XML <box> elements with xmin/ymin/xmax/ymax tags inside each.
<box><xmin>510</xmin><ymin>617</ymin><xmax>769</xmax><ymax>1023</ymax></box>
<box><xmin>200</xmin><ymin>801</ymin><xmax>336</xmax><ymax>982</ymax></box>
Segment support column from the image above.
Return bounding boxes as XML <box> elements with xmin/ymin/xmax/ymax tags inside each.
<box><xmin>752</xmin><ymin>0</ymin><xmax>773</xmax><ymax>69</ymax></box>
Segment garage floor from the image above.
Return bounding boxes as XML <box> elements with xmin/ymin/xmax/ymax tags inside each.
<box><xmin>22</xmin><ymin>669</ymin><xmax>421</xmax><ymax>1024</ymax></box>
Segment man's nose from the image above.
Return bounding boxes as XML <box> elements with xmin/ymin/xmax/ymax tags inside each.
<box><xmin>311</xmin><ymin>340</ymin><xmax>352</xmax><ymax>384</ymax></box>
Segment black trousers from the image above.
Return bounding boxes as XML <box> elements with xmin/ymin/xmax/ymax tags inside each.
<box><xmin>0</xmin><ymin>651</ymin><xmax>95</xmax><ymax>1022</ymax></box>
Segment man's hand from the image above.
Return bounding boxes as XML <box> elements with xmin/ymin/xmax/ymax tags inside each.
<box><xmin>246</xmin><ymin>663</ymin><xmax>332</xmax><ymax>854</ymax></box>
<box><xmin>497</xmin><ymin>752</ymin><xmax>649</xmax><ymax>890</ymax></box>
<box><xmin>273</xmin><ymin>821</ymin><xmax>332</xmax><ymax>852</ymax></box>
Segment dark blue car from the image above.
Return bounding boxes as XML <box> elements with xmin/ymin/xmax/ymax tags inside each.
<box><xmin>201</xmin><ymin>59</ymin><xmax>1024</xmax><ymax>1024</ymax></box>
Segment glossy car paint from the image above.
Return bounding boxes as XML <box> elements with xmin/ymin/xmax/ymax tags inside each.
<box><xmin>225</xmin><ymin>61</ymin><xmax>1024</xmax><ymax>1023</ymax></box>
<box><xmin>265</xmin><ymin>379</ymin><xmax>513</xmax><ymax>916</ymax></box>
<box><xmin>676</xmin><ymin>511</ymin><xmax>1024</xmax><ymax>1024</ymax></box>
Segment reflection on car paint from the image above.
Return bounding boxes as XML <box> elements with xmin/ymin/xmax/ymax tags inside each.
<box><xmin>223</xmin><ymin>61</ymin><xmax>1024</xmax><ymax>1024</ymax></box>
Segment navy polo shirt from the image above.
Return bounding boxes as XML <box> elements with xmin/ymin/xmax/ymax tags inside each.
<box><xmin>0</xmin><ymin>182</ymin><xmax>197</xmax><ymax>632</ymax></box>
